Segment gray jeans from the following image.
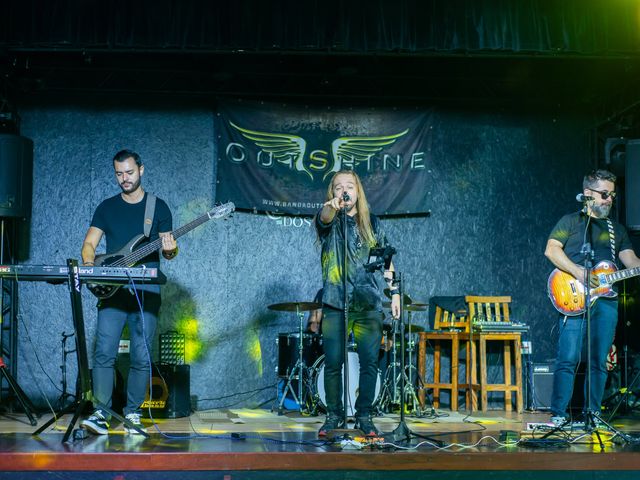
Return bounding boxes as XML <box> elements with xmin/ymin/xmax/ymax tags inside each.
<box><xmin>92</xmin><ymin>288</ymin><xmax>160</xmax><ymax>416</ymax></box>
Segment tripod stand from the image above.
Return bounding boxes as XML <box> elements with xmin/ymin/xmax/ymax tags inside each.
<box><xmin>0</xmin><ymin>218</ymin><xmax>39</xmax><ymax>426</ymax></box>
<box><xmin>377</xmin><ymin>306</ymin><xmax>427</xmax><ymax>416</ymax></box>
<box><xmin>0</xmin><ymin>357</ymin><xmax>38</xmax><ymax>425</ymax></box>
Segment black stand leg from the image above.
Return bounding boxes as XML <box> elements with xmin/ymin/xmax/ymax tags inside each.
<box><xmin>0</xmin><ymin>360</ymin><xmax>39</xmax><ymax>426</ymax></box>
<box><xmin>32</xmin><ymin>259</ymin><xmax>148</xmax><ymax>442</ymax></box>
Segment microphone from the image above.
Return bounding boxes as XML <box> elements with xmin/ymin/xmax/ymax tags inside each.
<box><xmin>342</xmin><ymin>192</ymin><xmax>350</xmax><ymax>202</ymax></box>
<box><xmin>576</xmin><ymin>193</ymin><xmax>594</xmax><ymax>202</ymax></box>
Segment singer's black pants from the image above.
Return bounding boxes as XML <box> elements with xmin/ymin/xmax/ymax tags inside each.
<box><xmin>322</xmin><ymin>306</ymin><xmax>382</xmax><ymax>419</ymax></box>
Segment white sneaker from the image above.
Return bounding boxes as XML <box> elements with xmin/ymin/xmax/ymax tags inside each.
<box><xmin>550</xmin><ymin>416</ymin><xmax>568</xmax><ymax>427</ymax></box>
<box><xmin>81</xmin><ymin>410</ymin><xmax>110</xmax><ymax>435</ymax></box>
<box><xmin>123</xmin><ymin>413</ymin><xmax>147</xmax><ymax>434</ymax></box>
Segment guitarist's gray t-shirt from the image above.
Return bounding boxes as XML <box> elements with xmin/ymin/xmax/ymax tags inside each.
<box><xmin>91</xmin><ymin>192</ymin><xmax>173</xmax><ymax>293</ymax></box>
<box><xmin>548</xmin><ymin>211</ymin><xmax>632</xmax><ymax>267</ymax></box>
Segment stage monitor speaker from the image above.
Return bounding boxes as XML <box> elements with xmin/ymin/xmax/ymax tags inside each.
<box><xmin>528</xmin><ymin>362</ymin><xmax>584</xmax><ymax>411</ymax></box>
<box><xmin>142</xmin><ymin>363</ymin><xmax>190</xmax><ymax>418</ymax></box>
<box><xmin>0</xmin><ymin>135</ymin><xmax>33</xmax><ymax>218</ymax></box>
<box><xmin>626</xmin><ymin>139</ymin><xmax>640</xmax><ymax>231</ymax></box>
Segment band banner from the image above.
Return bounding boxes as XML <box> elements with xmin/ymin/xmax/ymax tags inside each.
<box><xmin>215</xmin><ymin>100</ymin><xmax>433</xmax><ymax>216</ymax></box>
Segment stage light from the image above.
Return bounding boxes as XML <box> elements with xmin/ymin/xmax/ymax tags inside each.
<box><xmin>159</xmin><ymin>330</ymin><xmax>186</xmax><ymax>365</ymax></box>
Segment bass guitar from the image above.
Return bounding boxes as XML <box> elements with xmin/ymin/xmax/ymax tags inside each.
<box><xmin>547</xmin><ymin>260</ymin><xmax>640</xmax><ymax>316</ymax></box>
<box><xmin>89</xmin><ymin>202</ymin><xmax>235</xmax><ymax>299</ymax></box>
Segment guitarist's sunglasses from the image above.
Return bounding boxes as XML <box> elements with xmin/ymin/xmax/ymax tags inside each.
<box><xmin>588</xmin><ymin>188</ymin><xmax>617</xmax><ymax>200</ymax></box>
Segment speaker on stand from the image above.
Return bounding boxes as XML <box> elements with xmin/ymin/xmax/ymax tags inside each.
<box><xmin>0</xmin><ymin>134</ymin><xmax>34</xmax><ymax>415</ymax></box>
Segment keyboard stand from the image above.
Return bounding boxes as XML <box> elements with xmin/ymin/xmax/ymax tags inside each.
<box><xmin>33</xmin><ymin>259</ymin><xmax>149</xmax><ymax>442</ymax></box>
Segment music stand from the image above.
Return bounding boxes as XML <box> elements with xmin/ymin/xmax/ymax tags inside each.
<box><xmin>33</xmin><ymin>259</ymin><xmax>150</xmax><ymax>442</ymax></box>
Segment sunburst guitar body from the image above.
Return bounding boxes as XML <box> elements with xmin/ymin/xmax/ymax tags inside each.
<box><xmin>547</xmin><ymin>260</ymin><xmax>639</xmax><ymax>316</ymax></box>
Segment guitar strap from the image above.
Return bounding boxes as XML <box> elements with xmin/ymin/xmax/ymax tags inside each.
<box><xmin>606</xmin><ymin>218</ymin><xmax>616</xmax><ymax>263</ymax></box>
<box><xmin>144</xmin><ymin>193</ymin><xmax>157</xmax><ymax>238</ymax></box>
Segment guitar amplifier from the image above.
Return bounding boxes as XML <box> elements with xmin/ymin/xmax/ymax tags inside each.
<box><xmin>527</xmin><ymin>362</ymin><xmax>584</xmax><ymax>411</ymax></box>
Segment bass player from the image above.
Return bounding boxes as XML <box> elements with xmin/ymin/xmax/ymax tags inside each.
<box><xmin>80</xmin><ymin>149</ymin><xmax>177</xmax><ymax>435</ymax></box>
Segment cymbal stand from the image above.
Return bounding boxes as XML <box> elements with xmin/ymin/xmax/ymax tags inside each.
<box><xmin>378</xmin><ymin>319</ymin><xmax>423</xmax><ymax>415</ymax></box>
<box><xmin>387</xmin><ymin>272</ymin><xmax>413</xmax><ymax>441</ymax></box>
<box><xmin>277</xmin><ymin>305</ymin><xmax>312</xmax><ymax>414</ymax></box>
<box><xmin>403</xmin><ymin>310</ymin><xmax>426</xmax><ymax>415</ymax></box>
<box><xmin>377</xmin><ymin>321</ymin><xmax>402</xmax><ymax>413</ymax></box>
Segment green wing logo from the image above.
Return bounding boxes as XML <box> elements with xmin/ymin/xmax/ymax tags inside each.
<box><xmin>230</xmin><ymin>121</ymin><xmax>408</xmax><ymax>180</ymax></box>
<box><xmin>328</xmin><ymin>130</ymin><xmax>409</xmax><ymax>180</ymax></box>
<box><xmin>230</xmin><ymin>122</ymin><xmax>310</xmax><ymax>178</ymax></box>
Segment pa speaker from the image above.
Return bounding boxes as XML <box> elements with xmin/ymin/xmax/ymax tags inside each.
<box><xmin>0</xmin><ymin>135</ymin><xmax>33</xmax><ymax>218</ymax></box>
<box><xmin>142</xmin><ymin>363</ymin><xmax>190</xmax><ymax>418</ymax></box>
<box><xmin>626</xmin><ymin>139</ymin><xmax>640</xmax><ymax>231</ymax></box>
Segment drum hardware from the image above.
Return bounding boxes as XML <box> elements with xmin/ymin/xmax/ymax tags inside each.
<box><xmin>376</xmin><ymin>298</ymin><xmax>429</xmax><ymax>417</ymax></box>
<box><xmin>269</xmin><ymin>301</ymin><xmax>322</xmax><ymax>414</ymax></box>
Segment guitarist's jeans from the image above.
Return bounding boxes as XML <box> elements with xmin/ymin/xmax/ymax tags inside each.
<box><xmin>551</xmin><ymin>298</ymin><xmax>618</xmax><ymax>419</ymax></box>
<box><xmin>92</xmin><ymin>289</ymin><xmax>160</xmax><ymax>417</ymax></box>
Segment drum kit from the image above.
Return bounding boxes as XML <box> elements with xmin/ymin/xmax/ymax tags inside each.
<box><xmin>269</xmin><ymin>290</ymin><xmax>429</xmax><ymax>416</ymax></box>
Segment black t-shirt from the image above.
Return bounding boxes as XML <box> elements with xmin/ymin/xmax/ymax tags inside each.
<box><xmin>548</xmin><ymin>211</ymin><xmax>633</xmax><ymax>266</ymax></box>
<box><xmin>91</xmin><ymin>193</ymin><xmax>173</xmax><ymax>286</ymax></box>
<box><xmin>316</xmin><ymin>211</ymin><xmax>390</xmax><ymax>312</ymax></box>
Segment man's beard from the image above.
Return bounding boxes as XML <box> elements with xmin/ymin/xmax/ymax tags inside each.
<box><xmin>591</xmin><ymin>203</ymin><xmax>611</xmax><ymax>218</ymax></box>
<box><xmin>119</xmin><ymin>177</ymin><xmax>141</xmax><ymax>193</ymax></box>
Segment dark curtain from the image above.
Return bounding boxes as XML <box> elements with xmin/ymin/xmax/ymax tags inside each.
<box><xmin>2</xmin><ymin>0</ymin><xmax>640</xmax><ymax>55</ymax></box>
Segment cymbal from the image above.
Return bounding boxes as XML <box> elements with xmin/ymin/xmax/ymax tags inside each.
<box><xmin>268</xmin><ymin>302</ymin><xmax>322</xmax><ymax>312</ymax></box>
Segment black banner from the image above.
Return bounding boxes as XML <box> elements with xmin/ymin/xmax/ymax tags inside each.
<box><xmin>215</xmin><ymin>100</ymin><xmax>433</xmax><ymax>216</ymax></box>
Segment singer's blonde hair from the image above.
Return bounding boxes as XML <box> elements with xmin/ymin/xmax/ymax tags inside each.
<box><xmin>325</xmin><ymin>170</ymin><xmax>377</xmax><ymax>248</ymax></box>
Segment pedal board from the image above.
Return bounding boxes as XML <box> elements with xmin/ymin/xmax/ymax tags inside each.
<box><xmin>525</xmin><ymin>421</ymin><xmax>586</xmax><ymax>431</ymax></box>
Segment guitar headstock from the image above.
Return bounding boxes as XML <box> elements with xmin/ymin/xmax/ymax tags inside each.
<box><xmin>208</xmin><ymin>202</ymin><xmax>235</xmax><ymax>220</ymax></box>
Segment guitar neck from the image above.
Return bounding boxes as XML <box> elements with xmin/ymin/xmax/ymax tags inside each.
<box><xmin>114</xmin><ymin>213</ymin><xmax>211</xmax><ymax>267</ymax></box>
<box><xmin>606</xmin><ymin>266</ymin><xmax>640</xmax><ymax>285</ymax></box>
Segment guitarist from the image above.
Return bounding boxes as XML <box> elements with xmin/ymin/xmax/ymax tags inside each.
<box><xmin>80</xmin><ymin>149</ymin><xmax>178</xmax><ymax>435</ymax></box>
<box><xmin>544</xmin><ymin>169</ymin><xmax>640</xmax><ymax>425</ymax></box>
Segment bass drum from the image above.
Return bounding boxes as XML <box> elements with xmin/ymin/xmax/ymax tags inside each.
<box><xmin>312</xmin><ymin>351</ymin><xmax>381</xmax><ymax>417</ymax></box>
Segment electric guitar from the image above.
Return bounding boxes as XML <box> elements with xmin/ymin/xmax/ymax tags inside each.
<box><xmin>547</xmin><ymin>260</ymin><xmax>640</xmax><ymax>316</ymax></box>
<box><xmin>88</xmin><ymin>202</ymin><xmax>235</xmax><ymax>299</ymax></box>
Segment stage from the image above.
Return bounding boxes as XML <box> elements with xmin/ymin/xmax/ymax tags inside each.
<box><xmin>0</xmin><ymin>408</ymin><xmax>639</xmax><ymax>479</ymax></box>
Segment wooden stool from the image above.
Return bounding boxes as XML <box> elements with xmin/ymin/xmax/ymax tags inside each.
<box><xmin>417</xmin><ymin>304</ymin><xmax>480</xmax><ymax>411</ymax></box>
<box><xmin>466</xmin><ymin>295</ymin><xmax>523</xmax><ymax>413</ymax></box>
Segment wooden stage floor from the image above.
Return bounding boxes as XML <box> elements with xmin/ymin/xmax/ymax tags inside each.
<box><xmin>1</xmin><ymin>407</ymin><xmax>640</xmax><ymax>479</ymax></box>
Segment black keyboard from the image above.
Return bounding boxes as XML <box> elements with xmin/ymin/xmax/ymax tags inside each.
<box><xmin>0</xmin><ymin>264</ymin><xmax>164</xmax><ymax>284</ymax></box>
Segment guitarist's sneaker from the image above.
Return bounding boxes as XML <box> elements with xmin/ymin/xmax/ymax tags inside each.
<box><xmin>124</xmin><ymin>413</ymin><xmax>147</xmax><ymax>434</ymax></box>
<box><xmin>81</xmin><ymin>410</ymin><xmax>110</xmax><ymax>435</ymax></box>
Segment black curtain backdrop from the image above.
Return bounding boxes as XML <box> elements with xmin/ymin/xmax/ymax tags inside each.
<box><xmin>2</xmin><ymin>0</ymin><xmax>639</xmax><ymax>55</ymax></box>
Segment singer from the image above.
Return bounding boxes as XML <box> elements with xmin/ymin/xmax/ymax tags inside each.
<box><xmin>315</xmin><ymin>170</ymin><xmax>400</xmax><ymax>437</ymax></box>
<box><xmin>544</xmin><ymin>169</ymin><xmax>640</xmax><ymax>426</ymax></box>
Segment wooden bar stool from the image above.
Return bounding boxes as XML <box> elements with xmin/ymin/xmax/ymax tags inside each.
<box><xmin>466</xmin><ymin>295</ymin><xmax>523</xmax><ymax>413</ymax></box>
<box><xmin>418</xmin><ymin>304</ymin><xmax>480</xmax><ymax>411</ymax></box>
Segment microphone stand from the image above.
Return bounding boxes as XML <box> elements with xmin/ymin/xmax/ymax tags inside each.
<box><xmin>341</xmin><ymin>194</ymin><xmax>350</xmax><ymax>427</ymax></box>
